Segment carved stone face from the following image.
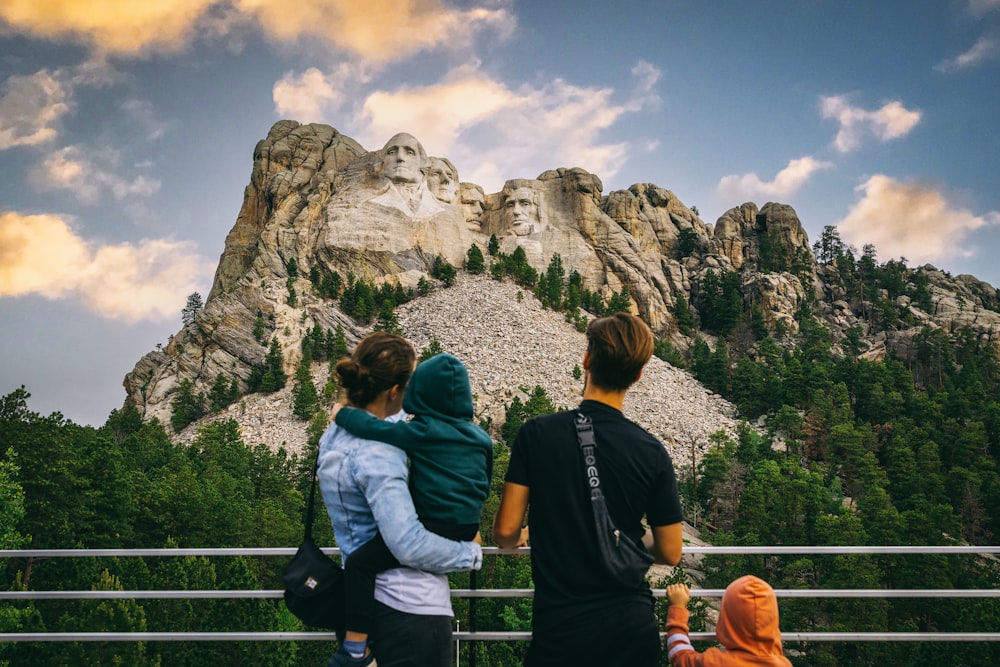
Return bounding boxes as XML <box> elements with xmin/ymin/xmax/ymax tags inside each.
<box><xmin>426</xmin><ymin>158</ymin><xmax>458</xmax><ymax>203</ymax></box>
<box><xmin>504</xmin><ymin>187</ymin><xmax>539</xmax><ymax>236</ymax></box>
<box><xmin>382</xmin><ymin>133</ymin><xmax>424</xmax><ymax>185</ymax></box>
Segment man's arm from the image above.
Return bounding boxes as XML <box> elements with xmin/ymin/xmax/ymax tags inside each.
<box><xmin>492</xmin><ymin>481</ymin><xmax>530</xmax><ymax>548</ymax></box>
<box><xmin>643</xmin><ymin>522</ymin><xmax>683</xmax><ymax>565</ymax></box>
<box><xmin>358</xmin><ymin>442</ymin><xmax>481</xmax><ymax>573</ymax></box>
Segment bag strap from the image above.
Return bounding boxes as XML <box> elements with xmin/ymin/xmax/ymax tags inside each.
<box><xmin>575</xmin><ymin>412</ymin><xmax>604</xmax><ymax>500</ymax></box>
<box><xmin>302</xmin><ymin>449</ymin><xmax>321</xmax><ymax>541</ymax></box>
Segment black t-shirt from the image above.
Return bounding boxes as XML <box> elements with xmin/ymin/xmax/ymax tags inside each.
<box><xmin>505</xmin><ymin>400</ymin><xmax>684</xmax><ymax>627</ymax></box>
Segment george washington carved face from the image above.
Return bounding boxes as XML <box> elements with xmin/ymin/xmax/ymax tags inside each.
<box><xmin>382</xmin><ymin>132</ymin><xmax>426</xmax><ymax>185</ymax></box>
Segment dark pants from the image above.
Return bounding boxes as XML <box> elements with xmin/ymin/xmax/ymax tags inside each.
<box><xmin>525</xmin><ymin>598</ymin><xmax>661</xmax><ymax>667</ymax></box>
<box><xmin>344</xmin><ymin>522</ymin><xmax>477</xmax><ymax>635</ymax></box>
<box><xmin>368</xmin><ymin>600</ymin><xmax>453</xmax><ymax>667</ymax></box>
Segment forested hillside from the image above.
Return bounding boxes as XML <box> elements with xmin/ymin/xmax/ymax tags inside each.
<box><xmin>4</xmin><ymin>235</ymin><xmax>1000</xmax><ymax>666</ymax></box>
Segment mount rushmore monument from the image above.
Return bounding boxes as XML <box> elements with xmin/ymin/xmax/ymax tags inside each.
<box><xmin>123</xmin><ymin>120</ymin><xmax>1000</xmax><ymax>441</ymax></box>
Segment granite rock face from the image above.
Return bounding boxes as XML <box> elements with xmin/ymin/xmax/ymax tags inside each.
<box><xmin>124</xmin><ymin>120</ymin><xmax>1000</xmax><ymax>450</ymax></box>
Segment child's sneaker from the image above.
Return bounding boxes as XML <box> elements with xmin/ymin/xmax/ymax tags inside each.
<box><xmin>327</xmin><ymin>646</ymin><xmax>377</xmax><ymax>666</ymax></box>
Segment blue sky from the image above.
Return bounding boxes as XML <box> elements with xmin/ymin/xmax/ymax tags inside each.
<box><xmin>1</xmin><ymin>0</ymin><xmax>999</xmax><ymax>426</ymax></box>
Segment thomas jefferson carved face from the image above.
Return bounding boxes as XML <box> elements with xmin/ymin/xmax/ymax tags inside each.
<box><xmin>426</xmin><ymin>158</ymin><xmax>458</xmax><ymax>203</ymax></box>
<box><xmin>503</xmin><ymin>186</ymin><xmax>539</xmax><ymax>236</ymax></box>
<box><xmin>382</xmin><ymin>133</ymin><xmax>425</xmax><ymax>185</ymax></box>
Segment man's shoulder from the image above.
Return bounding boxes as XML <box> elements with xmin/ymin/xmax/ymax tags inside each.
<box><xmin>523</xmin><ymin>408</ymin><xmax>577</xmax><ymax>432</ymax></box>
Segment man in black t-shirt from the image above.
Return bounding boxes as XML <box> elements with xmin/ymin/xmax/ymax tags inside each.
<box><xmin>493</xmin><ymin>313</ymin><xmax>684</xmax><ymax>667</ymax></box>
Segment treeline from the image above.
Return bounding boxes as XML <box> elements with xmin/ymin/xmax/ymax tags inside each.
<box><xmin>651</xmin><ymin>228</ymin><xmax>1000</xmax><ymax>666</ymax></box>
<box><xmin>0</xmin><ymin>389</ymin><xmax>335</xmax><ymax>666</ymax></box>
<box><xmin>8</xmin><ymin>233</ymin><xmax>1000</xmax><ymax>665</ymax></box>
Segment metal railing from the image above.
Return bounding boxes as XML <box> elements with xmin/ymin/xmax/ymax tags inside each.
<box><xmin>2</xmin><ymin>545</ymin><xmax>1000</xmax><ymax>644</ymax></box>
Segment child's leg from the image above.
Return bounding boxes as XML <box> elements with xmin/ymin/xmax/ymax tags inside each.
<box><xmin>344</xmin><ymin>532</ymin><xmax>401</xmax><ymax>640</ymax></box>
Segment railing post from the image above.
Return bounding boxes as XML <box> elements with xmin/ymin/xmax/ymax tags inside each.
<box><xmin>468</xmin><ymin>569</ymin><xmax>477</xmax><ymax>667</ymax></box>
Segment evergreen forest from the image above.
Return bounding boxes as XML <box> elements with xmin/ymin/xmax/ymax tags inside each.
<box><xmin>3</xmin><ymin>234</ymin><xmax>1000</xmax><ymax>666</ymax></box>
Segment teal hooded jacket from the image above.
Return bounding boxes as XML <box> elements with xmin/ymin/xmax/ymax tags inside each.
<box><xmin>334</xmin><ymin>352</ymin><xmax>494</xmax><ymax>527</ymax></box>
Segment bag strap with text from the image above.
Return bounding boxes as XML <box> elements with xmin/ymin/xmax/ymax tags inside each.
<box><xmin>575</xmin><ymin>412</ymin><xmax>604</xmax><ymax>500</ymax></box>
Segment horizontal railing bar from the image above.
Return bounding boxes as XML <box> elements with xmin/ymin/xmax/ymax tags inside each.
<box><xmin>3</xmin><ymin>631</ymin><xmax>1000</xmax><ymax>643</ymax></box>
<box><xmin>679</xmin><ymin>545</ymin><xmax>1000</xmax><ymax>554</ymax></box>
<box><xmin>5</xmin><ymin>588</ymin><xmax>999</xmax><ymax>601</ymax></box>
<box><xmin>3</xmin><ymin>545</ymin><xmax>999</xmax><ymax>559</ymax></box>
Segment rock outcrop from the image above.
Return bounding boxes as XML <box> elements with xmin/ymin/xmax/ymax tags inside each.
<box><xmin>124</xmin><ymin>120</ymin><xmax>1000</xmax><ymax>457</ymax></box>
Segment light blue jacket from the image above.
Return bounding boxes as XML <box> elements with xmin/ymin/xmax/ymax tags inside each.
<box><xmin>317</xmin><ymin>419</ymin><xmax>482</xmax><ymax>573</ymax></box>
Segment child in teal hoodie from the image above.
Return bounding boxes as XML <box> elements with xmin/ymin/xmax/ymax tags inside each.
<box><xmin>332</xmin><ymin>352</ymin><xmax>493</xmax><ymax>664</ymax></box>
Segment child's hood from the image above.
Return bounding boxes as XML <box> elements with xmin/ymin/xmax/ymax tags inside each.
<box><xmin>715</xmin><ymin>575</ymin><xmax>786</xmax><ymax>658</ymax></box>
<box><xmin>403</xmin><ymin>353</ymin><xmax>474</xmax><ymax>422</ymax></box>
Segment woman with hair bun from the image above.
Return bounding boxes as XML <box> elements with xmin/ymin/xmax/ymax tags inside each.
<box><xmin>317</xmin><ymin>332</ymin><xmax>483</xmax><ymax>667</ymax></box>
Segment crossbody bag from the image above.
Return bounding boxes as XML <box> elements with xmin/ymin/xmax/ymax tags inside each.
<box><xmin>575</xmin><ymin>411</ymin><xmax>654</xmax><ymax>587</ymax></box>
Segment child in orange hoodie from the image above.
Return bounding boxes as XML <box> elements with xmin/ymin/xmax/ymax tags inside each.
<box><xmin>665</xmin><ymin>576</ymin><xmax>793</xmax><ymax>666</ymax></box>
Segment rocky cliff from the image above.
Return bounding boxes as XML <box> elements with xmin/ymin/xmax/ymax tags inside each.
<box><xmin>124</xmin><ymin>120</ymin><xmax>1000</xmax><ymax>456</ymax></box>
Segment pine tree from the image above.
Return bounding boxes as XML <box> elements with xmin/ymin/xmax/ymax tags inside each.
<box><xmin>466</xmin><ymin>243</ymin><xmax>486</xmax><ymax>274</ymax></box>
<box><xmin>673</xmin><ymin>293</ymin><xmax>695</xmax><ymax>335</ymax></box>
<box><xmin>260</xmin><ymin>339</ymin><xmax>286</xmax><ymax>392</ymax></box>
<box><xmin>417</xmin><ymin>275</ymin><xmax>431</xmax><ymax>296</ymax></box>
<box><xmin>419</xmin><ymin>338</ymin><xmax>444</xmax><ymax>362</ymax></box>
<box><xmin>292</xmin><ymin>351</ymin><xmax>319</xmax><ymax>420</ymax></box>
<box><xmin>331</xmin><ymin>325</ymin><xmax>349</xmax><ymax>360</ymax></box>
<box><xmin>181</xmin><ymin>292</ymin><xmax>203</xmax><ymax>327</ymax></box>
<box><xmin>253</xmin><ymin>310</ymin><xmax>266</xmax><ymax>343</ymax></box>
<box><xmin>170</xmin><ymin>378</ymin><xmax>207</xmax><ymax>431</ymax></box>
<box><xmin>209</xmin><ymin>373</ymin><xmax>238</xmax><ymax>412</ymax></box>
<box><xmin>431</xmin><ymin>255</ymin><xmax>457</xmax><ymax>286</ymax></box>
<box><xmin>487</xmin><ymin>233</ymin><xmax>500</xmax><ymax>256</ymax></box>
<box><xmin>374</xmin><ymin>299</ymin><xmax>401</xmax><ymax>334</ymax></box>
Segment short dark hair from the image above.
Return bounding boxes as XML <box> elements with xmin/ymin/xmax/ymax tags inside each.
<box><xmin>335</xmin><ymin>332</ymin><xmax>415</xmax><ymax>408</ymax></box>
<box><xmin>586</xmin><ymin>313</ymin><xmax>654</xmax><ymax>390</ymax></box>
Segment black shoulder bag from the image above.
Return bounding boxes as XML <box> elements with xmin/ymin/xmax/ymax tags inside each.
<box><xmin>575</xmin><ymin>412</ymin><xmax>654</xmax><ymax>587</ymax></box>
<box><xmin>282</xmin><ymin>453</ymin><xmax>346</xmax><ymax>634</ymax></box>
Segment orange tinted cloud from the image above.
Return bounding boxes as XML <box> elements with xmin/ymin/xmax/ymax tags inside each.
<box><xmin>837</xmin><ymin>175</ymin><xmax>1000</xmax><ymax>263</ymax></box>
<box><xmin>0</xmin><ymin>0</ymin><xmax>215</xmax><ymax>55</ymax></box>
<box><xmin>1</xmin><ymin>0</ymin><xmax>511</xmax><ymax>60</ymax></box>
<box><xmin>239</xmin><ymin>0</ymin><xmax>512</xmax><ymax>63</ymax></box>
<box><xmin>0</xmin><ymin>211</ymin><xmax>213</xmax><ymax>322</ymax></box>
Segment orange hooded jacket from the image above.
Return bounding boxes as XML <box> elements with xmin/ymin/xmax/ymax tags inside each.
<box><xmin>665</xmin><ymin>575</ymin><xmax>793</xmax><ymax>667</ymax></box>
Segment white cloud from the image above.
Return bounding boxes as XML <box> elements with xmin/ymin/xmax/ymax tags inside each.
<box><xmin>836</xmin><ymin>175</ymin><xmax>1000</xmax><ymax>264</ymax></box>
<box><xmin>935</xmin><ymin>36</ymin><xmax>1000</xmax><ymax>72</ymax></box>
<box><xmin>628</xmin><ymin>59</ymin><xmax>662</xmax><ymax>110</ymax></box>
<box><xmin>121</xmin><ymin>98</ymin><xmax>168</xmax><ymax>141</ymax></box>
<box><xmin>967</xmin><ymin>0</ymin><xmax>1000</xmax><ymax>16</ymax></box>
<box><xmin>716</xmin><ymin>156</ymin><xmax>833</xmax><ymax>200</ymax></box>
<box><xmin>0</xmin><ymin>211</ymin><xmax>213</xmax><ymax>322</ymax></box>
<box><xmin>354</xmin><ymin>61</ymin><xmax>659</xmax><ymax>192</ymax></box>
<box><xmin>0</xmin><ymin>71</ymin><xmax>71</xmax><ymax>150</ymax></box>
<box><xmin>272</xmin><ymin>64</ymin><xmax>371</xmax><ymax>122</ymax></box>
<box><xmin>34</xmin><ymin>146</ymin><xmax>161</xmax><ymax>204</ymax></box>
<box><xmin>820</xmin><ymin>95</ymin><xmax>922</xmax><ymax>153</ymax></box>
